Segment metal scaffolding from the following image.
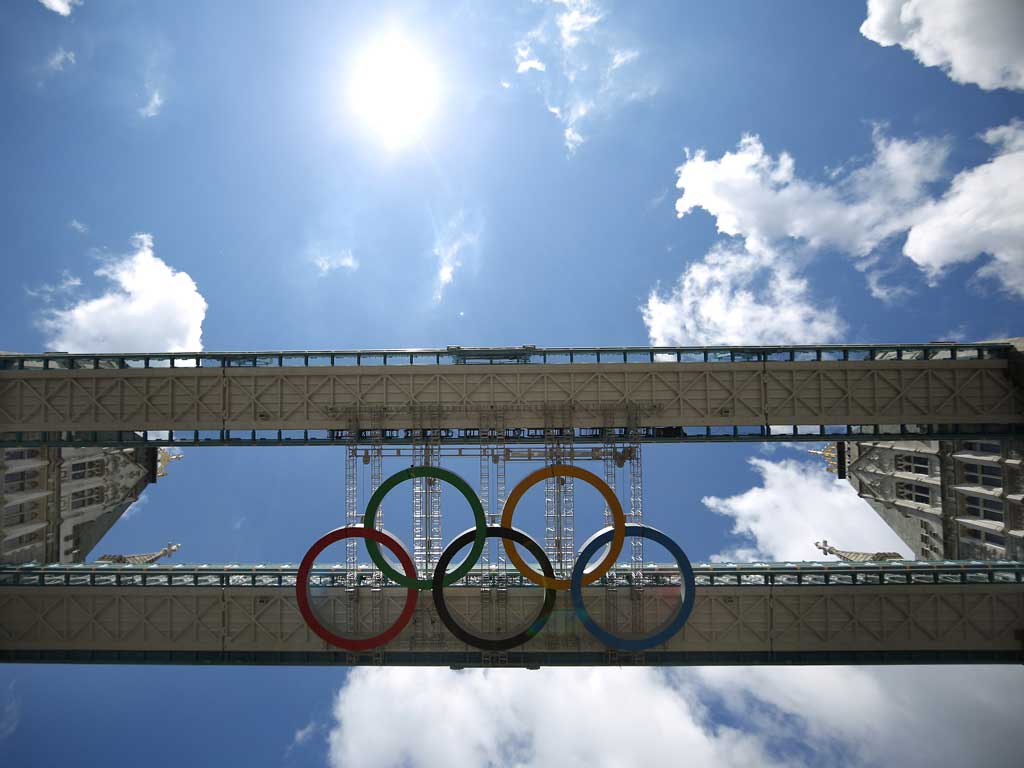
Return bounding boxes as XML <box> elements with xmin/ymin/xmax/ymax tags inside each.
<box><xmin>412</xmin><ymin>434</ymin><xmax>442</xmax><ymax>577</ymax></box>
<box><xmin>494</xmin><ymin>417</ymin><xmax>508</xmax><ymax>580</ymax></box>
<box><xmin>628</xmin><ymin>439</ymin><xmax>644</xmax><ymax>586</ymax></box>
<box><xmin>544</xmin><ymin>428</ymin><xmax>575</xmax><ymax>579</ymax></box>
<box><xmin>603</xmin><ymin>432</ymin><xmax>617</xmax><ymax>529</ymax></box>
<box><xmin>478</xmin><ymin>434</ymin><xmax>491</xmax><ymax>573</ymax></box>
<box><xmin>344</xmin><ymin>444</ymin><xmax>358</xmax><ymax>581</ymax></box>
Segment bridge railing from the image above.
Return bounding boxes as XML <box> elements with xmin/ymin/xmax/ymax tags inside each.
<box><xmin>0</xmin><ymin>342</ymin><xmax>1013</xmax><ymax>371</ymax></box>
<box><xmin>3</xmin><ymin>560</ymin><xmax>1022</xmax><ymax>588</ymax></box>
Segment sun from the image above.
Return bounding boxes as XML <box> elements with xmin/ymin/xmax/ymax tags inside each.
<box><xmin>349</xmin><ymin>29</ymin><xmax>441</xmax><ymax>150</ymax></box>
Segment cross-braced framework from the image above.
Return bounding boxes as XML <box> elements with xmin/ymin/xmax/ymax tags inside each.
<box><xmin>2</xmin><ymin>344</ymin><xmax>1020</xmax><ymax>448</ymax></box>
<box><xmin>628</xmin><ymin>438</ymin><xmax>644</xmax><ymax>586</ymax></box>
<box><xmin>412</xmin><ymin>435</ymin><xmax>443</xmax><ymax>577</ymax></box>
<box><xmin>544</xmin><ymin>428</ymin><xmax>575</xmax><ymax>579</ymax></box>
<box><xmin>3</xmin><ymin>560</ymin><xmax>1022</xmax><ymax>667</ymax></box>
<box><xmin>602</xmin><ymin>429</ymin><xmax>618</xmax><ymax>581</ymax></box>
<box><xmin>344</xmin><ymin>444</ymin><xmax>359</xmax><ymax>582</ymax></box>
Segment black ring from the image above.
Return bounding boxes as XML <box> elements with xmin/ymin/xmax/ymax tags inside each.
<box><xmin>432</xmin><ymin>525</ymin><xmax>557</xmax><ymax>651</ymax></box>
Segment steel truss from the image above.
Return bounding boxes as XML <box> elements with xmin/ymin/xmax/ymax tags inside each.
<box><xmin>1</xmin><ymin>344</ymin><xmax>1020</xmax><ymax>448</ymax></box>
<box><xmin>2</xmin><ymin>561</ymin><xmax>1021</xmax><ymax>667</ymax></box>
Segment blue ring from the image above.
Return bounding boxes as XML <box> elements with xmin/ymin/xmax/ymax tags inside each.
<box><xmin>570</xmin><ymin>523</ymin><xmax>696</xmax><ymax>651</ymax></box>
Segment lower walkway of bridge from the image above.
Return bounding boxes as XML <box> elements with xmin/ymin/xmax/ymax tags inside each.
<box><xmin>2</xmin><ymin>561</ymin><xmax>1021</xmax><ymax>667</ymax></box>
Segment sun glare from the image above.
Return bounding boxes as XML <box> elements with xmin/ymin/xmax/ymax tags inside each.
<box><xmin>349</xmin><ymin>29</ymin><xmax>441</xmax><ymax>150</ymax></box>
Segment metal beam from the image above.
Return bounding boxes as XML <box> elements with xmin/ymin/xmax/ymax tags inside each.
<box><xmin>2</xmin><ymin>561</ymin><xmax>1021</xmax><ymax>667</ymax></box>
<box><xmin>1</xmin><ymin>344</ymin><xmax>1021</xmax><ymax>447</ymax></box>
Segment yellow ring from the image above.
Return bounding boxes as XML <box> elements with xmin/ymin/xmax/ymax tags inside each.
<box><xmin>501</xmin><ymin>464</ymin><xmax>625</xmax><ymax>590</ymax></box>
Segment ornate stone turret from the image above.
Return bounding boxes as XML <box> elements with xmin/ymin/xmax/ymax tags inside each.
<box><xmin>814</xmin><ymin>540</ymin><xmax>904</xmax><ymax>562</ymax></box>
<box><xmin>156</xmin><ymin>448</ymin><xmax>183</xmax><ymax>478</ymax></box>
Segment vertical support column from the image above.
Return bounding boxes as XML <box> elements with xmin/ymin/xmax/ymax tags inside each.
<box><xmin>602</xmin><ymin>430</ymin><xmax>617</xmax><ymax>528</ymax></box>
<box><xmin>494</xmin><ymin>416</ymin><xmax>508</xmax><ymax>579</ymax></box>
<box><xmin>427</xmin><ymin>435</ymin><xmax>442</xmax><ymax>573</ymax></box>
<box><xmin>370</xmin><ymin>431</ymin><xmax>383</xmax><ymax>532</ymax></box>
<box><xmin>478</xmin><ymin>428</ymin><xmax>491</xmax><ymax>574</ymax></box>
<box><xmin>412</xmin><ymin>441</ymin><xmax>426</xmax><ymax>576</ymax></box>
<box><xmin>412</xmin><ymin>432</ymin><xmax>442</xmax><ymax>578</ymax></box>
<box><xmin>544</xmin><ymin>427</ymin><xmax>575</xmax><ymax>579</ymax></box>
<box><xmin>602</xmin><ymin>428</ymin><xmax>618</xmax><ymax>582</ymax></box>
<box><xmin>628</xmin><ymin>438</ymin><xmax>644</xmax><ymax>587</ymax></box>
<box><xmin>344</xmin><ymin>443</ymin><xmax>359</xmax><ymax>585</ymax></box>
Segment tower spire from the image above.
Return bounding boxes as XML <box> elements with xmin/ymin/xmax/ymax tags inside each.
<box><xmin>814</xmin><ymin>540</ymin><xmax>903</xmax><ymax>562</ymax></box>
<box><xmin>97</xmin><ymin>542</ymin><xmax>181</xmax><ymax>565</ymax></box>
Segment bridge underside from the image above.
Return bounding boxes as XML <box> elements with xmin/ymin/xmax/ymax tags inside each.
<box><xmin>2</xmin><ymin>344</ymin><xmax>1021</xmax><ymax>447</ymax></box>
<box><xmin>4</xmin><ymin>563</ymin><xmax>1022</xmax><ymax>667</ymax></box>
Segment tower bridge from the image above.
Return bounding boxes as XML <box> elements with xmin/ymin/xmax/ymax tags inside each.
<box><xmin>2</xmin><ymin>342</ymin><xmax>1023</xmax><ymax>667</ymax></box>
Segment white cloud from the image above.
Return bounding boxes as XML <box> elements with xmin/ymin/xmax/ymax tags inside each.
<box><xmin>326</xmin><ymin>664</ymin><xmax>1021</xmax><ymax>768</ymax></box>
<box><xmin>311</xmin><ymin>248</ymin><xmax>359</xmax><ymax>276</ymax></box>
<box><xmin>68</xmin><ymin>218</ymin><xmax>88</xmax><ymax>234</ymax></box>
<box><xmin>670</xmin><ymin>123</ymin><xmax>1024</xmax><ymax>298</ymax></box>
<box><xmin>556</xmin><ymin>2</ymin><xmax>603</xmax><ymax>50</ymax></box>
<box><xmin>36</xmin><ymin>0</ymin><xmax>80</xmax><ymax>16</ymax></box>
<box><xmin>703</xmin><ymin>457</ymin><xmax>913</xmax><ymax>562</ymax></box>
<box><xmin>47</xmin><ymin>47</ymin><xmax>76</xmax><ymax>72</ymax></box>
<box><xmin>328</xmin><ymin>667</ymin><xmax>781</xmax><ymax>768</ymax></box>
<box><xmin>609</xmin><ymin>48</ymin><xmax>638</xmax><ymax>71</ymax></box>
<box><xmin>695</xmin><ymin>664</ymin><xmax>1021</xmax><ymax>768</ymax></box>
<box><xmin>513</xmin><ymin>1</ymin><xmax>655</xmax><ymax>153</ymax></box>
<box><xmin>861</xmin><ymin>0</ymin><xmax>1024</xmax><ymax>91</ymax></box>
<box><xmin>642</xmin><ymin>242</ymin><xmax>844</xmax><ymax>346</ymax></box>
<box><xmin>903</xmin><ymin>120</ymin><xmax>1024</xmax><ymax>296</ymax></box>
<box><xmin>292</xmin><ymin>721</ymin><xmax>316</xmax><ymax>746</ymax></box>
<box><xmin>515</xmin><ymin>46</ymin><xmax>546</xmax><ymax>74</ymax></box>
<box><xmin>675</xmin><ymin>127</ymin><xmax>948</xmax><ymax>260</ymax></box>
<box><xmin>39</xmin><ymin>233</ymin><xmax>207</xmax><ymax>352</ymax></box>
<box><xmin>138</xmin><ymin>87</ymin><xmax>163</xmax><ymax>118</ymax></box>
<box><xmin>25</xmin><ymin>270</ymin><xmax>82</xmax><ymax>304</ymax></box>
<box><xmin>432</xmin><ymin>212</ymin><xmax>480</xmax><ymax>303</ymax></box>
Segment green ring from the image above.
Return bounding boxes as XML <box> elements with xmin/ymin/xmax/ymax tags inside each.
<box><xmin>362</xmin><ymin>466</ymin><xmax>487</xmax><ymax>589</ymax></box>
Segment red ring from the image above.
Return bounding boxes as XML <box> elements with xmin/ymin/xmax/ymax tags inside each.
<box><xmin>295</xmin><ymin>526</ymin><xmax>418</xmax><ymax>651</ymax></box>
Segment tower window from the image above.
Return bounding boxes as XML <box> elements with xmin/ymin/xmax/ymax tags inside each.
<box><xmin>896</xmin><ymin>482</ymin><xmax>930</xmax><ymax>504</ymax></box>
<box><xmin>70</xmin><ymin>486</ymin><xmax>105</xmax><ymax>510</ymax></box>
<box><xmin>964</xmin><ymin>496</ymin><xmax>1004</xmax><ymax>523</ymax></box>
<box><xmin>70</xmin><ymin>460</ymin><xmax>105</xmax><ymax>480</ymax></box>
<box><xmin>895</xmin><ymin>454</ymin><xmax>930</xmax><ymax>475</ymax></box>
<box><xmin>963</xmin><ymin>463</ymin><xmax>1001</xmax><ymax>488</ymax></box>
<box><xmin>963</xmin><ymin>441</ymin><xmax>1000</xmax><ymax>454</ymax></box>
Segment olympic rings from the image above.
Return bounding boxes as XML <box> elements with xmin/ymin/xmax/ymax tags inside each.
<box><xmin>296</xmin><ymin>525</ymin><xmax>419</xmax><ymax>651</ymax></box>
<box><xmin>297</xmin><ymin>467</ymin><xmax>698</xmax><ymax>653</ymax></box>
<box><xmin>501</xmin><ymin>464</ymin><xmax>626</xmax><ymax>590</ymax></box>
<box><xmin>432</xmin><ymin>526</ymin><xmax>557</xmax><ymax>651</ymax></box>
<box><xmin>571</xmin><ymin>523</ymin><xmax>696</xmax><ymax>651</ymax></box>
<box><xmin>362</xmin><ymin>466</ymin><xmax>488</xmax><ymax>590</ymax></box>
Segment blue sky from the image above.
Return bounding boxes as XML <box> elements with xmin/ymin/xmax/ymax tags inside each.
<box><xmin>2</xmin><ymin>1</ymin><xmax>1023</xmax><ymax>766</ymax></box>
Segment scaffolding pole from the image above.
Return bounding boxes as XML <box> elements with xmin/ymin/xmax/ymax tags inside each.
<box><xmin>478</xmin><ymin>430</ymin><xmax>491</xmax><ymax>573</ymax></box>
<box><xmin>412</xmin><ymin>433</ymin><xmax>442</xmax><ymax>577</ymax></box>
<box><xmin>544</xmin><ymin>428</ymin><xmax>575</xmax><ymax>580</ymax></box>
<box><xmin>344</xmin><ymin>443</ymin><xmax>359</xmax><ymax>584</ymax></box>
<box><xmin>628</xmin><ymin>438</ymin><xmax>644</xmax><ymax>587</ymax></box>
